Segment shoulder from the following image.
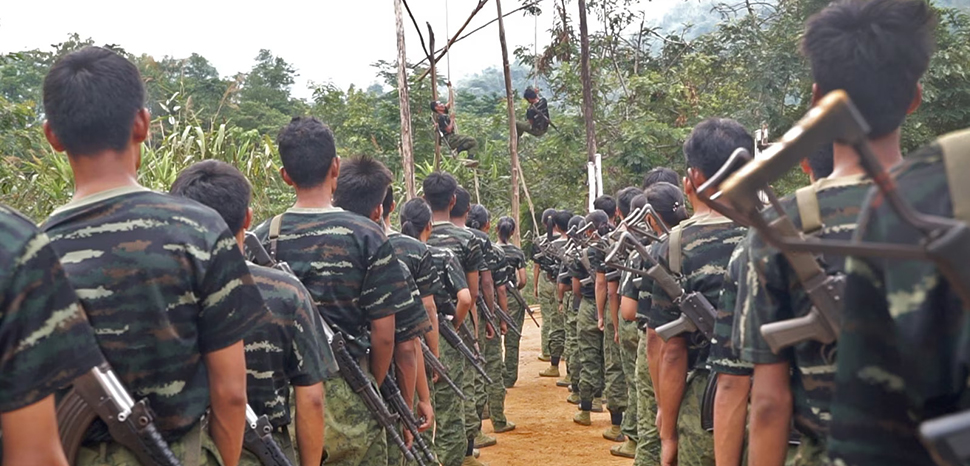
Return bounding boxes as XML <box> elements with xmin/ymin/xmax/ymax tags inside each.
<box><xmin>0</xmin><ymin>204</ymin><xmax>43</xmax><ymax>261</ymax></box>
<box><xmin>248</xmin><ymin>263</ymin><xmax>311</xmax><ymax>312</ymax></box>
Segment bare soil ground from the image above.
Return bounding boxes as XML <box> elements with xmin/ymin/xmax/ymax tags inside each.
<box><xmin>477</xmin><ymin>306</ymin><xmax>633</xmax><ymax>466</ymax></box>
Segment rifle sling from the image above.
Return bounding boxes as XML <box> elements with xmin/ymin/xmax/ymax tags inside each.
<box><xmin>269</xmin><ymin>214</ymin><xmax>284</xmax><ymax>263</ymax></box>
<box><xmin>940</xmin><ymin>129</ymin><xmax>970</xmax><ymax>225</ymax></box>
<box><xmin>668</xmin><ymin>226</ymin><xmax>683</xmax><ymax>275</ymax></box>
<box><xmin>795</xmin><ymin>186</ymin><xmax>823</xmax><ymax>235</ymax></box>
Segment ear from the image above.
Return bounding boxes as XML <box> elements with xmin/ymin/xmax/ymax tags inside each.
<box><xmin>683</xmin><ymin>172</ymin><xmax>695</xmax><ymax>197</ymax></box>
<box><xmin>448</xmin><ymin>194</ymin><xmax>457</xmax><ymax>211</ymax></box>
<box><xmin>280</xmin><ymin>167</ymin><xmax>297</xmax><ymax>187</ymax></box>
<box><xmin>132</xmin><ymin>108</ymin><xmax>150</xmax><ymax>145</ymax></box>
<box><xmin>243</xmin><ymin>207</ymin><xmax>254</xmax><ymax>231</ymax></box>
<box><xmin>390</xmin><ymin>200</ymin><xmax>397</xmax><ymax>215</ymax></box>
<box><xmin>43</xmin><ymin>121</ymin><xmax>66</xmax><ymax>153</ymax></box>
<box><xmin>907</xmin><ymin>83</ymin><xmax>923</xmax><ymax>115</ymax></box>
<box><xmin>370</xmin><ymin>205</ymin><xmax>383</xmax><ymax>223</ymax></box>
<box><xmin>330</xmin><ymin>157</ymin><xmax>341</xmax><ymax>184</ymax></box>
<box><xmin>800</xmin><ymin>159</ymin><xmax>812</xmax><ymax>176</ymax></box>
<box><xmin>810</xmin><ymin>83</ymin><xmax>822</xmax><ymax>107</ymax></box>
<box><xmin>689</xmin><ymin>168</ymin><xmax>710</xmax><ymax>195</ymax></box>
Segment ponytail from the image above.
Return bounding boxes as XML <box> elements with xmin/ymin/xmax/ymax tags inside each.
<box><xmin>466</xmin><ymin>204</ymin><xmax>490</xmax><ymax>231</ymax></box>
<box><xmin>585</xmin><ymin>210</ymin><xmax>612</xmax><ymax>237</ymax></box>
<box><xmin>497</xmin><ymin>216</ymin><xmax>516</xmax><ymax>243</ymax></box>
<box><xmin>400</xmin><ymin>198</ymin><xmax>433</xmax><ymax>239</ymax></box>
<box><xmin>645</xmin><ymin>182</ymin><xmax>689</xmax><ymax>229</ymax></box>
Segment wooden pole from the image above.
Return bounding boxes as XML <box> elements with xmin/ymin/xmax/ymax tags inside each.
<box><xmin>428</xmin><ymin>24</ymin><xmax>442</xmax><ymax>170</ymax></box>
<box><xmin>578</xmin><ymin>0</ymin><xmax>598</xmax><ymax>206</ymax></box>
<box><xmin>495</xmin><ymin>0</ymin><xmax>522</xmax><ymax>246</ymax></box>
<box><xmin>395</xmin><ymin>0</ymin><xmax>416</xmax><ymax>199</ymax></box>
<box><xmin>416</xmin><ymin>0</ymin><xmax>489</xmax><ymax>82</ymax></box>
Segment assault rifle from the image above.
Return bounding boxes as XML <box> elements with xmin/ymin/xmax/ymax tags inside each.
<box><xmin>380</xmin><ymin>374</ymin><xmax>435</xmax><ymax>466</ymax></box>
<box><xmin>477</xmin><ymin>295</ymin><xmax>504</xmax><ymax>337</ymax></box>
<box><xmin>418</xmin><ymin>339</ymin><xmax>466</xmax><ymax>400</ymax></box>
<box><xmin>478</xmin><ymin>295</ymin><xmax>522</xmax><ymax>338</ymax></box>
<box><xmin>607</xmin><ymin>232</ymin><xmax>717</xmax><ymax>341</ymax></box>
<box><xmin>244</xmin><ymin>405</ymin><xmax>294</xmax><ymax>466</ymax></box>
<box><xmin>507</xmin><ymin>285</ymin><xmax>541</xmax><ymax>328</ymax></box>
<box><xmin>437</xmin><ymin>309</ymin><xmax>492</xmax><ymax>384</ymax></box>
<box><xmin>920</xmin><ymin>410</ymin><xmax>970</xmax><ymax>466</ymax></box>
<box><xmin>57</xmin><ymin>363</ymin><xmax>181</xmax><ymax>466</ymax></box>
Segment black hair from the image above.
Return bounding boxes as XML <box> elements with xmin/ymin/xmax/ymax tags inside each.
<box><xmin>333</xmin><ymin>155</ymin><xmax>393</xmax><ymax>219</ymax></box>
<box><xmin>541</xmin><ymin>208</ymin><xmax>556</xmax><ymax>229</ymax></box>
<box><xmin>642</xmin><ymin>167</ymin><xmax>681</xmax><ymax>190</ymax></box>
<box><xmin>42</xmin><ymin>47</ymin><xmax>145</xmax><ymax>157</ymax></box>
<box><xmin>616</xmin><ymin>187</ymin><xmax>642</xmax><ymax>218</ymax></box>
<box><xmin>382</xmin><ymin>186</ymin><xmax>395</xmax><ymax>220</ymax></box>
<box><xmin>277</xmin><ymin>116</ymin><xmax>337</xmax><ymax>189</ymax></box>
<box><xmin>430</xmin><ymin>101</ymin><xmax>439</xmax><ymax>112</ymax></box>
<box><xmin>497</xmin><ymin>216</ymin><xmax>516</xmax><ymax>243</ymax></box>
<box><xmin>630</xmin><ymin>193</ymin><xmax>648</xmax><ymax>211</ymax></box>
<box><xmin>807</xmin><ymin>144</ymin><xmax>835</xmax><ymax>179</ymax></box>
<box><xmin>547</xmin><ymin>209</ymin><xmax>573</xmax><ymax>241</ymax></box>
<box><xmin>585</xmin><ymin>210</ymin><xmax>612</xmax><ymax>236</ymax></box>
<box><xmin>400</xmin><ymin>198</ymin><xmax>433</xmax><ymax>239</ymax></box>
<box><xmin>524</xmin><ymin>87</ymin><xmax>538</xmax><ymax>100</ymax></box>
<box><xmin>450</xmin><ymin>187</ymin><xmax>471</xmax><ymax>218</ymax></box>
<box><xmin>567</xmin><ymin>215</ymin><xmax>585</xmax><ymax>232</ymax></box>
<box><xmin>593</xmin><ymin>195</ymin><xmax>617</xmax><ymax>218</ymax></box>
<box><xmin>170</xmin><ymin>160</ymin><xmax>251</xmax><ymax>234</ymax></box>
<box><xmin>466</xmin><ymin>204</ymin><xmax>490</xmax><ymax>231</ymax></box>
<box><xmin>423</xmin><ymin>172</ymin><xmax>458</xmax><ymax>212</ymax></box>
<box><xmin>645</xmin><ymin>182</ymin><xmax>689</xmax><ymax>229</ymax></box>
<box><xmin>803</xmin><ymin>0</ymin><xmax>936</xmax><ymax>137</ymax></box>
<box><xmin>683</xmin><ymin>118</ymin><xmax>754</xmax><ymax>180</ymax></box>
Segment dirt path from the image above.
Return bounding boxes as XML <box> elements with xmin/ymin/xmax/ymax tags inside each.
<box><xmin>477</xmin><ymin>306</ymin><xmax>633</xmax><ymax>466</ymax></box>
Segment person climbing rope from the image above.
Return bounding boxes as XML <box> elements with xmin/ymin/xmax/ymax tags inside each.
<box><xmin>516</xmin><ymin>86</ymin><xmax>552</xmax><ymax>140</ymax></box>
<box><xmin>432</xmin><ymin>82</ymin><xmax>479</xmax><ymax>166</ymax></box>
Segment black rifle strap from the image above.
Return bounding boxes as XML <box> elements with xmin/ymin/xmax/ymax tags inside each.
<box><xmin>269</xmin><ymin>214</ymin><xmax>285</xmax><ymax>263</ymax></box>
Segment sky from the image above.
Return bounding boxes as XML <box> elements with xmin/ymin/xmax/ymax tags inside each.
<box><xmin>0</xmin><ymin>0</ymin><xmax>678</xmax><ymax>99</ymax></box>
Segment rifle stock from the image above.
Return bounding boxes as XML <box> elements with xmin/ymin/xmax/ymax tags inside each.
<box><xmin>920</xmin><ymin>409</ymin><xmax>970</xmax><ymax>466</ymax></box>
<box><xmin>419</xmin><ymin>339</ymin><xmax>466</xmax><ymax>400</ymax></box>
<box><xmin>380</xmin><ymin>376</ymin><xmax>435</xmax><ymax>466</ymax></box>
<box><xmin>508</xmin><ymin>286</ymin><xmax>540</xmax><ymax>328</ymax></box>
<box><xmin>244</xmin><ymin>405</ymin><xmax>294</xmax><ymax>466</ymax></box>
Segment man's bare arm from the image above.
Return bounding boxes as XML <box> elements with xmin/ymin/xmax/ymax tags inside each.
<box><xmin>1</xmin><ymin>395</ymin><xmax>70</xmax><ymax>466</ymax></box>
<box><xmin>749</xmin><ymin>362</ymin><xmax>793</xmax><ymax>466</ymax></box>
<box><xmin>294</xmin><ymin>383</ymin><xmax>325</xmax><ymax>466</ymax></box>
<box><xmin>370</xmin><ymin>314</ymin><xmax>397</xmax><ymax>386</ymax></box>
<box><xmin>658</xmin><ymin>336</ymin><xmax>688</xmax><ymax>466</ymax></box>
<box><xmin>714</xmin><ymin>373</ymin><xmax>751</xmax><ymax>466</ymax></box>
<box><xmin>205</xmin><ymin>341</ymin><xmax>249</xmax><ymax>466</ymax></box>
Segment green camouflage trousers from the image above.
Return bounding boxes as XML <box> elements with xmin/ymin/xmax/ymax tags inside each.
<box><xmin>675</xmin><ymin>370</ymin><xmax>715</xmax><ymax>466</ymax></box>
<box><xmin>479</xmin><ymin>307</ymin><xmax>509</xmax><ymax>427</ymax></box>
<box><xmin>324</xmin><ymin>370</ymin><xmax>388</xmax><ymax>466</ymax></box>
<box><xmin>618</xmin><ymin>318</ymin><xmax>640</xmax><ymax>440</ymax></box>
<box><xmin>603</xmin><ymin>314</ymin><xmax>628</xmax><ymax>412</ymax></box>
<box><xmin>789</xmin><ymin>434</ymin><xmax>826</xmax><ymax>466</ymax></box>
<box><xmin>515</xmin><ymin>121</ymin><xmax>548</xmax><ymax>140</ymax></box>
<box><xmin>577</xmin><ymin>298</ymin><xmax>605</xmax><ymax>402</ymax></box>
<box><xmin>635</xmin><ymin>331</ymin><xmax>661</xmax><ymax>466</ymax></box>
<box><xmin>564</xmin><ymin>292</ymin><xmax>580</xmax><ymax>386</ymax></box>
<box><xmin>539</xmin><ymin>277</ymin><xmax>565</xmax><ymax>359</ymax></box>
<box><xmin>239</xmin><ymin>430</ymin><xmax>297</xmax><ymax>466</ymax></box>
<box><xmin>444</xmin><ymin>133</ymin><xmax>478</xmax><ymax>159</ymax></box>
<box><xmin>462</xmin><ymin>321</ymin><xmax>482</xmax><ymax>441</ymax></box>
<box><xmin>434</xmin><ymin>330</ymin><xmax>468</xmax><ymax>466</ymax></box>
<box><xmin>76</xmin><ymin>421</ymin><xmax>223</xmax><ymax>466</ymax></box>
<box><xmin>503</xmin><ymin>291</ymin><xmax>526</xmax><ymax>387</ymax></box>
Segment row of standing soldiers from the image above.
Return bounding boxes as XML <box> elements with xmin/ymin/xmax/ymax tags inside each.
<box><xmin>0</xmin><ymin>46</ymin><xmax>528</xmax><ymax>466</ymax></box>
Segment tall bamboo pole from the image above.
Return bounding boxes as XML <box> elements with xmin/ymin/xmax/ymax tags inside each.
<box><xmin>428</xmin><ymin>25</ymin><xmax>442</xmax><ymax>170</ymax></box>
<box><xmin>394</xmin><ymin>0</ymin><xmax>416</xmax><ymax>198</ymax></box>
<box><xmin>578</xmin><ymin>0</ymin><xmax>597</xmax><ymax>206</ymax></box>
<box><xmin>495</xmin><ymin>0</ymin><xmax>521</xmax><ymax>246</ymax></box>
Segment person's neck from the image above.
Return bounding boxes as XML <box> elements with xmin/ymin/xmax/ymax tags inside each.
<box><xmin>828</xmin><ymin>131</ymin><xmax>904</xmax><ymax>179</ymax></box>
<box><xmin>689</xmin><ymin>192</ymin><xmax>716</xmax><ymax>219</ymax></box>
<box><xmin>383</xmin><ymin>218</ymin><xmax>393</xmax><ymax>235</ymax></box>
<box><xmin>68</xmin><ymin>151</ymin><xmax>140</xmax><ymax>201</ymax></box>
<box><xmin>234</xmin><ymin>231</ymin><xmax>247</xmax><ymax>255</ymax></box>
<box><xmin>292</xmin><ymin>181</ymin><xmax>335</xmax><ymax>209</ymax></box>
<box><xmin>432</xmin><ymin>210</ymin><xmax>450</xmax><ymax>223</ymax></box>
<box><xmin>450</xmin><ymin>216</ymin><xmax>466</xmax><ymax>228</ymax></box>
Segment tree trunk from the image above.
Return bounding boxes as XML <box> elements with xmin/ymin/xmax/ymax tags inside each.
<box><xmin>495</xmin><ymin>0</ymin><xmax>522</xmax><ymax>246</ymax></box>
<box><xmin>428</xmin><ymin>24</ymin><xmax>442</xmax><ymax>170</ymax></box>
<box><xmin>395</xmin><ymin>0</ymin><xmax>416</xmax><ymax>199</ymax></box>
<box><xmin>578</xmin><ymin>0</ymin><xmax>597</xmax><ymax>207</ymax></box>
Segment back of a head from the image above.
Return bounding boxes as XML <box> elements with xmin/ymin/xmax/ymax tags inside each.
<box><xmin>400</xmin><ymin>198</ymin><xmax>433</xmax><ymax>239</ymax></box>
<box><xmin>642</xmin><ymin>167</ymin><xmax>681</xmax><ymax>190</ymax></box>
<box><xmin>585</xmin><ymin>210</ymin><xmax>611</xmax><ymax>236</ymax></box>
<box><xmin>450</xmin><ymin>187</ymin><xmax>471</xmax><ymax>218</ymax></box>
<box><xmin>333</xmin><ymin>155</ymin><xmax>393</xmax><ymax>218</ymax></box>
<box><xmin>170</xmin><ymin>160</ymin><xmax>252</xmax><ymax>234</ymax></box>
<box><xmin>554</xmin><ymin>210</ymin><xmax>574</xmax><ymax>233</ymax></box>
<box><xmin>423</xmin><ymin>172</ymin><xmax>458</xmax><ymax>212</ymax></box>
<box><xmin>277</xmin><ymin>116</ymin><xmax>337</xmax><ymax>189</ymax></box>
<box><xmin>382</xmin><ymin>187</ymin><xmax>395</xmax><ymax>220</ymax></box>
<box><xmin>497</xmin><ymin>216</ymin><xmax>516</xmax><ymax>243</ymax></box>
<box><xmin>466</xmin><ymin>204</ymin><xmax>490</xmax><ymax>231</ymax></box>
<box><xmin>616</xmin><ymin>187</ymin><xmax>642</xmax><ymax>218</ymax></box>
<box><xmin>645</xmin><ymin>182</ymin><xmax>689</xmax><ymax>229</ymax></box>
<box><xmin>683</xmin><ymin>118</ymin><xmax>754</xmax><ymax>180</ymax></box>
<box><xmin>630</xmin><ymin>193</ymin><xmax>648</xmax><ymax>212</ymax></box>
<box><xmin>803</xmin><ymin>0</ymin><xmax>936</xmax><ymax>137</ymax></box>
<box><xmin>808</xmin><ymin>144</ymin><xmax>835</xmax><ymax>179</ymax></box>
<box><xmin>524</xmin><ymin>87</ymin><xmax>538</xmax><ymax>100</ymax></box>
<box><xmin>593</xmin><ymin>195</ymin><xmax>617</xmax><ymax>218</ymax></box>
<box><xmin>568</xmin><ymin>215</ymin><xmax>585</xmax><ymax>232</ymax></box>
<box><xmin>541</xmin><ymin>208</ymin><xmax>557</xmax><ymax>228</ymax></box>
<box><xmin>43</xmin><ymin>47</ymin><xmax>145</xmax><ymax>157</ymax></box>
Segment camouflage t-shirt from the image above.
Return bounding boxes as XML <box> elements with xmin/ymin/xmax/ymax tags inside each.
<box><xmin>708</xmin><ymin>239</ymin><xmax>754</xmax><ymax>377</ymax></box>
<box><xmin>394</xmin><ymin>262</ymin><xmax>433</xmax><ymax>343</ymax></box>
<box><xmin>570</xmin><ymin>248</ymin><xmax>595</xmax><ymax>300</ymax></box>
<box><xmin>826</xmin><ymin>137</ymin><xmax>970</xmax><ymax>466</ymax></box>
<box><xmin>429</xmin><ymin>222</ymin><xmax>485</xmax><ymax>275</ymax></box>
<box><xmin>0</xmin><ymin>204</ymin><xmax>103</xmax><ymax>413</ymax></box>
<box><xmin>498</xmin><ymin>243</ymin><xmax>527</xmax><ymax>287</ymax></box>
<box><xmin>429</xmin><ymin>246</ymin><xmax>469</xmax><ymax>314</ymax></box>
<box><xmin>252</xmin><ymin>207</ymin><xmax>415</xmax><ymax>356</ymax></box>
<box><xmin>246</xmin><ymin>263</ymin><xmax>338</xmax><ymax>428</ymax></box>
<box><xmin>490</xmin><ymin>243</ymin><xmax>512</xmax><ymax>287</ymax></box>
<box><xmin>388</xmin><ymin>233</ymin><xmax>443</xmax><ymax>298</ymax></box>
<box><xmin>738</xmin><ymin>175</ymin><xmax>872</xmax><ymax>440</ymax></box>
<box><xmin>636</xmin><ymin>242</ymin><xmax>663</xmax><ymax>330</ymax></box>
<box><xmin>649</xmin><ymin>214</ymin><xmax>746</xmax><ymax>371</ymax></box>
<box><xmin>43</xmin><ymin>187</ymin><xmax>264</xmax><ymax>440</ymax></box>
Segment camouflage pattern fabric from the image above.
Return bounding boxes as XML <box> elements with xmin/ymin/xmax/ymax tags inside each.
<box><xmin>709</xmin><ymin>240</ymin><xmax>754</xmax><ymax>377</ymax></box>
<box><xmin>618</xmin><ymin>316</ymin><xmax>640</xmax><ymax>440</ymax></box>
<box><xmin>324</xmin><ymin>372</ymin><xmax>388</xmax><ymax>466</ymax></box>
<box><xmin>76</xmin><ymin>421</ymin><xmax>223</xmax><ymax>466</ymax></box>
<box><xmin>564</xmin><ymin>290</ymin><xmax>580</xmax><ymax>387</ymax></box>
<box><xmin>500</xmin><ymin>241</ymin><xmax>527</xmax><ymax>386</ymax></box>
<box><xmin>577</xmin><ymin>297</ymin><xmax>605</xmax><ymax>402</ymax></box>
<box><xmin>603</xmin><ymin>314</ymin><xmax>629</xmax><ymax>413</ymax></box>
<box><xmin>462</xmin><ymin>320</ymin><xmax>482</xmax><ymax>441</ymax></box>
<box><xmin>481</xmin><ymin>308</ymin><xmax>508</xmax><ymax>426</ymax></box>
<box><xmin>428</xmin><ymin>247</ymin><xmax>469</xmax><ymax>314</ymax></box>
<box><xmin>239</xmin><ymin>430</ymin><xmax>297</xmax><ymax>466</ymax></box>
<box><xmin>539</xmin><ymin>275</ymin><xmax>565</xmax><ymax>359</ymax></box>
<box><xmin>675</xmin><ymin>371</ymin><xmax>715</xmax><ymax>466</ymax></box>
<box><xmin>498</xmin><ymin>243</ymin><xmax>526</xmax><ymax>287</ymax></box>
<box><xmin>468</xmin><ymin>228</ymin><xmax>496</xmax><ymax>274</ymax></box>
<box><xmin>737</xmin><ymin>176</ymin><xmax>872</xmax><ymax>444</ymax></box>
<box><xmin>444</xmin><ymin>133</ymin><xmax>478</xmax><ymax>159</ymax></box>
<box><xmin>393</xmin><ymin>263</ymin><xmax>433</xmax><ymax>344</ymax></box>
<box><xmin>826</xmin><ymin>140</ymin><xmax>970</xmax><ymax>466</ymax></box>
<box><xmin>634</xmin><ymin>331</ymin><xmax>661</xmax><ymax>466</ymax></box>
<box><xmin>434</xmin><ymin>324</ymin><xmax>468</xmax><ymax>466</ymax></box>
<box><xmin>0</xmin><ymin>204</ymin><xmax>103</xmax><ymax>414</ymax></box>
<box><xmin>251</xmin><ymin>207</ymin><xmax>415</xmax><ymax>356</ymax></box>
<box><xmin>388</xmin><ymin>232</ymin><xmax>444</xmax><ymax>298</ymax></box>
<box><xmin>245</xmin><ymin>263</ymin><xmax>338</xmax><ymax>427</ymax></box>
<box><xmin>43</xmin><ymin>187</ymin><xmax>264</xmax><ymax>440</ymax></box>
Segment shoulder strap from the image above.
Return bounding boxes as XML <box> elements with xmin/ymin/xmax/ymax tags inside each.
<box><xmin>268</xmin><ymin>214</ymin><xmax>285</xmax><ymax>262</ymax></box>
<box><xmin>795</xmin><ymin>185</ymin><xmax>823</xmax><ymax>235</ymax></box>
<box><xmin>939</xmin><ymin>129</ymin><xmax>970</xmax><ymax>224</ymax></box>
<box><xmin>668</xmin><ymin>226</ymin><xmax>684</xmax><ymax>275</ymax></box>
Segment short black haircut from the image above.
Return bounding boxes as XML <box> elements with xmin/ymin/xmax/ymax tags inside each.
<box><xmin>524</xmin><ymin>87</ymin><xmax>538</xmax><ymax>100</ymax></box>
<box><xmin>630</xmin><ymin>193</ymin><xmax>648</xmax><ymax>211</ymax></box>
<box><xmin>466</xmin><ymin>204</ymin><xmax>490</xmax><ymax>231</ymax></box>
<box><xmin>382</xmin><ymin>186</ymin><xmax>395</xmax><ymax>220</ymax></box>
<box><xmin>450</xmin><ymin>187</ymin><xmax>471</xmax><ymax>218</ymax></box>
<box><xmin>807</xmin><ymin>144</ymin><xmax>835</xmax><ymax>179</ymax></box>
<box><xmin>333</xmin><ymin>155</ymin><xmax>393</xmax><ymax>219</ymax></box>
<box><xmin>683</xmin><ymin>118</ymin><xmax>754</xmax><ymax>180</ymax></box>
<box><xmin>642</xmin><ymin>167</ymin><xmax>681</xmax><ymax>190</ymax></box>
<box><xmin>593</xmin><ymin>195</ymin><xmax>616</xmax><ymax>218</ymax></box>
<box><xmin>567</xmin><ymin>215</ymin><xmax>585</xmax><ymax>232</ymax></box>
<box><xmin>277</xmin><ymin>116</ymin><xmax>337</xmax><ymax>189</ymax></box>
<box><xmin>803</xmin><ymin>0</ymin><xmax>936</xmax><ymax>137</ymax></box>
<box><xmin>423</xmin><ymin>172</ymin><xmax>458</xmax><ymax>212</ymax></box>
<box><xmin>645</xmin><ymin>182</ymin><xmax>689</xmax><ymax>229</ymax></box>
<box><xmin>616</xmin><ymin>186</ymin><xmax>642</xmax><ymax>218</ymax></box>
<box><xmin>170</xmin><ymin>160</ymin><xmax>251</xmax><ymax>234</ymax></box>
<box><xmin>43</xmin><ymin>47</ymin><xmax>145</xmax><ymax>157</ymax></box>
<box><xmin>553</xmin><ymin>210</ymin><xmax>573</xmax><ymax>232</ymax></box>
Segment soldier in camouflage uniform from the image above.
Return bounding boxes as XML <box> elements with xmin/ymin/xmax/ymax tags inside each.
<box><xmin>561</xmin><ymin>253</ymin><xmax>581</xmax><ymax>397</ymax></box>
<box><xmin>423</xmin><ymin>173</ymin><xmax>487</xmax><ymax>466</ymax></box>
<box><xmin>252</xmin><ymin>119</ymin><xmax>416</xmax><ymax>466</ymax></box>
<box><xmin>537</xmin><ymin>209</ymin><xmax>570</xmax><ymax>379</ymax></box>
<box><xmin>736</xmin><ymin>2</ymin><xmax>930</xmax><ymax>464</ymax></box>
<box><xmin>171</xmin><ymin>160</ymin><xmax>339</xmax><ymax>466</ymax></box>
<box><xmin>534</xmin><ymin>208</ymin><xmax>557</xmax><ymax>361</ymax></box>
<box><xmin>41</xmin><ymin>47</ymin><xmax>264</xmax><ymax>466</ymax></box>
<box><xmin>0</xmin><ymin>204</ymin><xmax>105</xmax><ymax>466</ymax></box>
<box><xmin>495</xmin><ymin>217</ymin><xmax>528</xmax><ymax>388</ymax></box>
<box><xmin>650</xmin><ymin>119</ymin><xmax>753</xmax><ymax>466</ymax></box>
<box><xmin>573</xmin><ymin>213</ymin><xmax>607</xmax><ymax>426</ymax></box>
